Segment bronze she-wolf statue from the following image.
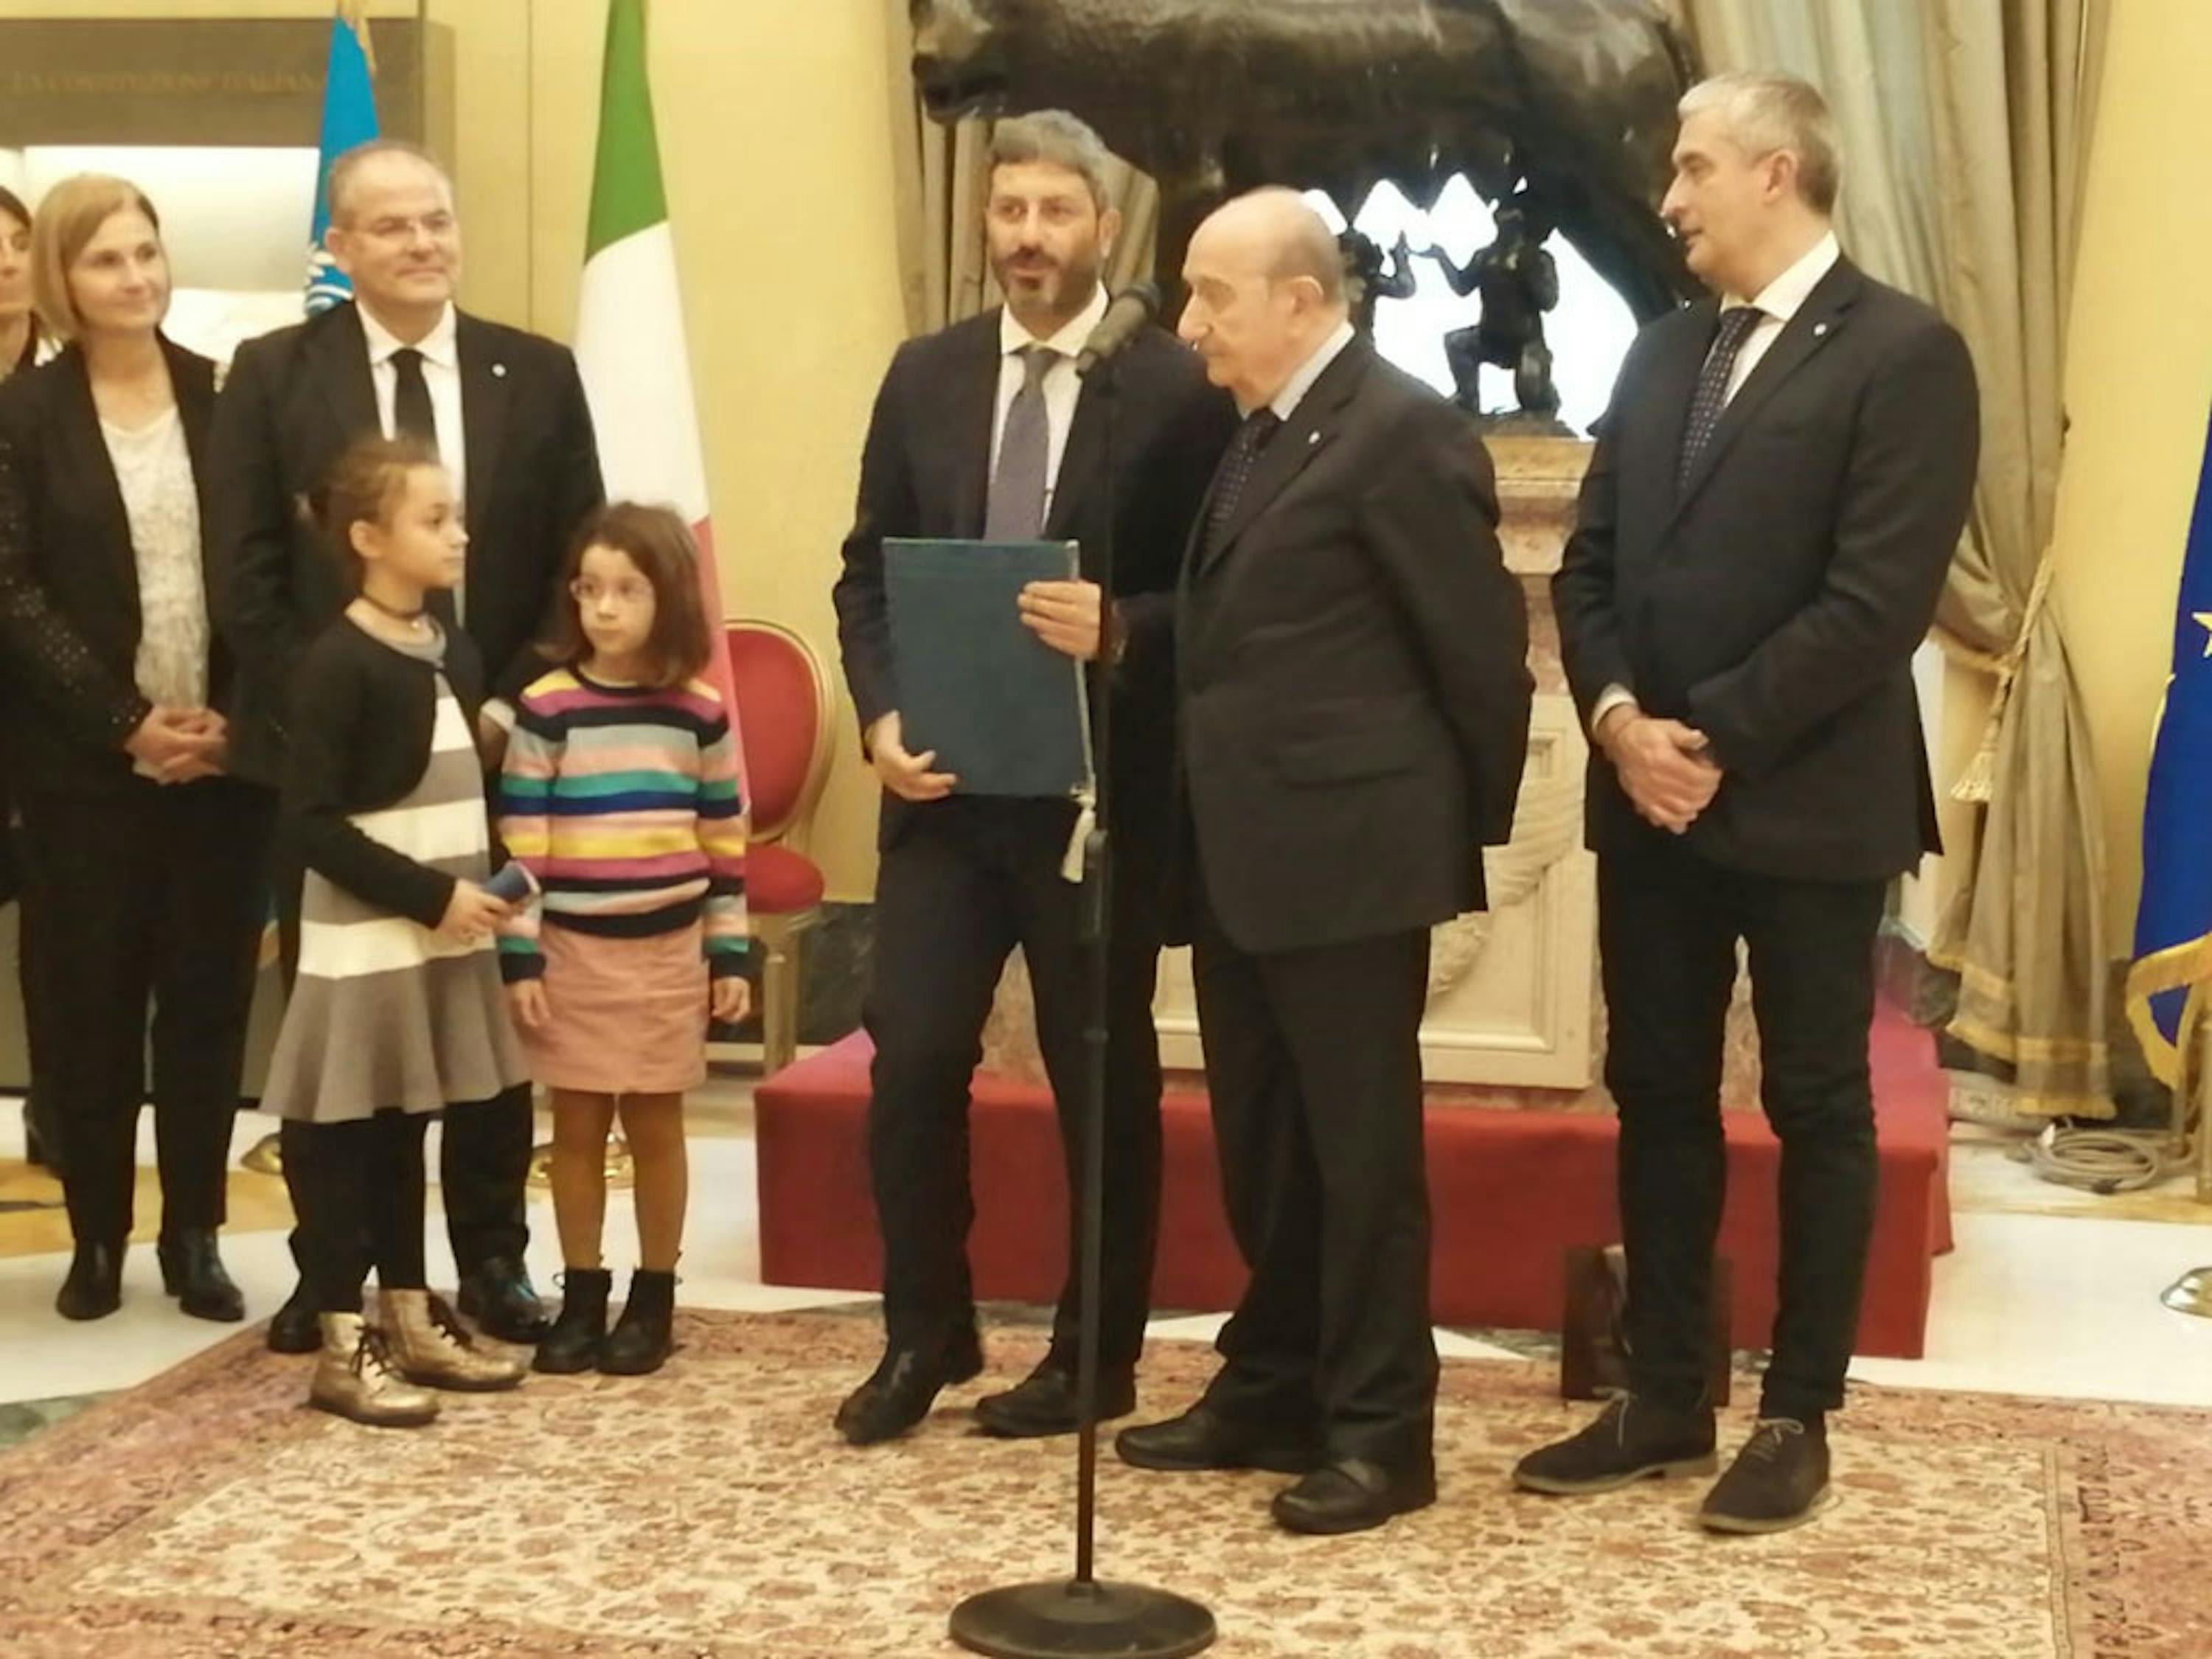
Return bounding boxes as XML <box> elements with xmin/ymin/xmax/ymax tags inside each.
<box><xmin>909</xmin><ymin>0</ymin><xmax>1703</xmax><ymax>333</ymax></box>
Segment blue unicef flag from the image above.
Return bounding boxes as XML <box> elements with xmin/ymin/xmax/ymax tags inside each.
<box><xmin>2126</xmin><ymin>405</ymin><xmax>2212</xmax><ymax>1084</ymax></box>
<box><xmin>305</xmin><ymin>7</ymin><xmax>379</xmax><ymax>314</ymax></box>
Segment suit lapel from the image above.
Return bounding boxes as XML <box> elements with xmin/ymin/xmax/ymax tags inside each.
<box><xmin>162</xmin><ymin>338</ymin><xmax>221</xmax><ymax>623</ymax></box>
<box><xmin>1045</xmin><ymin>372</ymin><xmax>1107</xmax><ymax>549</ymax></box>
<box><xmin>52</xmin><ymin>349</ymin><xmax>139</xmax><ymax>606</ymax></box>
<box><xmin>1641</xmin><ymin>300</ymin><xmax>1714</xmax><ymax>505</ymax></box>
<box><xmin>1195</xmin><ymin>337</ymin><xmax>1367</xmax><ymax>581</ymax></box>
<box><xmin>1669</xmin><ymin>260</ymin><xmax>1865</xmax><ymax>526</ymax></box>
<box><xmin>165</xmin><ymin>335</ymin><xmax>215</xmax><ymax>493</ymax></box>
<box><xmin>307</xmin><ymin>301</ymin><xmax>379</xmax><ymax>442</ymax></box>
<box><xmin>456</xmin><ymin>313</ymin><xmax>510</xmax><ymax>547</ymax></box>
<box><xmin>950</xmin><ymin>319</ymin><xmax>1004</xmax><ymax>540</ymax></box>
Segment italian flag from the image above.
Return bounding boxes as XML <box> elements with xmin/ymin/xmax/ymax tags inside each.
<box><xmin>575</xmin><ymin>0</ymin><xmax>740</xmax><ymax>730</ymax></box>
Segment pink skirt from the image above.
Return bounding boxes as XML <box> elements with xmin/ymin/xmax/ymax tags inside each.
<box><xmin>521</xmin><ymin>922</ymin><xmax>709</xmax><ymax>1094</ymax></box>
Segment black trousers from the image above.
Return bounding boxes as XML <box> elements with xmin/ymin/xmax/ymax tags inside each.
<box><xmin>1598</xmin><ymin>834</ymin><xmax>1886</xmax><ymax>1421</ymax></box>
<box><xmin>864</xmin><ymin>797</ymin><xmax>1166</xmax><ymax>1369</ymax></box>
<box><xmin>16</xmin><ymin>777</ymin><xmax>274</xmax><ymax>1245</ymax></box>
<box><xmin>1191</xmin><ymin>898</ymin><xmax>1436</xmax><ymax>1475</ymax></box>
<box><xmin>274</xmin><ymin>844</ymin><xmax>532</xmax><ymax>1276</ymax></box>
<box><xmin>5</xmin><ymin>820</ymin><xmax>63</xmax><ymax>1166</ymax></box>
<box><xmin>279</xmin><ymin>1110</ymin><xmax>431</xmax><ymax>1315</ymax></box>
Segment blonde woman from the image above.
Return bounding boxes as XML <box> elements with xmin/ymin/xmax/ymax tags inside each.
<box><xmin>0</xmin><ymin>175</ymin><xmax>273</xmax><ymax>1322</ymax></box>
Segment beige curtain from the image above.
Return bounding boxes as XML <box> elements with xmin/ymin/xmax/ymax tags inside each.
<box><xmin>885</xmin><ymin>8</ymin><xmax>1158</xmax><ymax>338</ymax></box>
<box><xmin>1680</xmin><ymin>0</ymin><xmax>2114</xmax><ymax>1116</ymax></box>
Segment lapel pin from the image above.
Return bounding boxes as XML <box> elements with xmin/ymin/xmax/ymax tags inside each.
<box><xmin>1307</xmin><ymin>430</ymin><xmax>1321</xmax><ymax>446</ymax></box>
<box><xmin>492</xmin><ymin>363</ymin><xmax>507</xmax><ymax>378</ymax></box>
<box><xmin>1813</xmin><ymin>323</ymin><xmax>1829</xmax><ymax>338</ymax></box>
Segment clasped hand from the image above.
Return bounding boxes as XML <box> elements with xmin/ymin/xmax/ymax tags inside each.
<box><xmin>1599</xmin><ymin>710</ymin><xmax>1722</xmax><ymax>834</ymax></box>
<box><xmin>125</xmin><ymin>706</ymin><xmax>228</xmax><ymax>784</ymax></box>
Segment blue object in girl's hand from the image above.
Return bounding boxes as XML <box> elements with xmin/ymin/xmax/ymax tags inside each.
<box><xmin>484</xmin><ymin>863</ymin><xmax>535</xmax><ymax>903</ymax></box>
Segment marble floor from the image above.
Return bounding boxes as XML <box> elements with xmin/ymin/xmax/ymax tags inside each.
<box><xmin>3</xmin><ymin>1088</ymin><xmax>2210</xmax><ymax>1430</ymax></box>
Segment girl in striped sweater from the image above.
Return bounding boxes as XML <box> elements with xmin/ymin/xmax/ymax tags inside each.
<box><xmin>498</xmin><ymin>504</ymin><xmax>750</xmax><ymax>1376</ymax></box>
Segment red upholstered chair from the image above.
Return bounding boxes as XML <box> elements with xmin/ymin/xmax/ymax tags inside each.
<box><xmin>726</xmin><ymin>621</ymin><xmax>835</xmax><ymax>1076</ymax></box>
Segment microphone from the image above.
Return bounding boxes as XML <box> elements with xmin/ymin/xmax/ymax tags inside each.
<box><xmin>1074</xmin><ymin>282</ymin><xmax>1161</xmax><ymax>378</ymax></box>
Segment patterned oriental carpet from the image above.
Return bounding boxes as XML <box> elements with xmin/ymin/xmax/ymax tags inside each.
<box><xmin>1</xmin><ymin>1310</ymin><xmax>2205</xmax><ymax>1658</ymax></box>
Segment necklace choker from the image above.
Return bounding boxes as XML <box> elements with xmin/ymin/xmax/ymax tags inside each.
<box><xmin>361</xmin><ymin>592</ymin><xmax>427</xmax><ymax>625</ymax></box>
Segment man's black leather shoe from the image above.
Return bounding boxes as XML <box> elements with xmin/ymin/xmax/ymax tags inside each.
<box><xmin>1114</xmin><ymin>1405</ymin><xmax>1316</xmax><ymax>1475</ymax></box>
<box><xmin>974</xmin><ymin>1357</ymin><xmax>1136</xmax><ymax>1438</ymax></box>
<box><xmin>835</xmin><ymin>1330</ymin><xmax>981</xmax><ymax>1447</ymax></box>
<box><xmin>1271</xmin><ymin>1457</ymin><xmax>1436</xmax><ymax>1535</ymax></box>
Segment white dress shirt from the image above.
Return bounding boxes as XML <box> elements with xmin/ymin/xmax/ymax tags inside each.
<box><xmin>102</xmin><ymin>405</ymin><xmax>209</xmax><ymax>714</ymax></box>
<box><xmin>1265</xmin><ymin>318</ymin><xmax>1357</xmax><ymax>422</ymax></box>
<box><xmin>361</xmin><ymin>299</ymin><xmax>467</xmax><ymax>523</ymax></box>
<box><xmin>1591</xmin><ymin>232</ymin><xmax>1843</xmax><ymax>739</ymax></box>
<box><xmin>1721</xmin><ymin>230</ymin><xmax>1840</xmax><ymax>400</ymax></box>
<box><xmin>990</xmin><ymin>284</ymin><xmax>1110</xmax><ymax>526</ymax></box>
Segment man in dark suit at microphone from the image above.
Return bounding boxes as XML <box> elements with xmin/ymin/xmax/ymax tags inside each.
<box><xmin>1117</xmin><ymin>189</ymin><xmax>1532</xmax><ymax>1536</ymax></box>
<box><xmin>830</xmin><ymin>111</ymin><xmax>1236</xmax><ymax>1445</ymax></box>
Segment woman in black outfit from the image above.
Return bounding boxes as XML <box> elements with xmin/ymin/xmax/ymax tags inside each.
<box><xmin>0</xmin><ymin>174</ymin><xmax>273</xmax><ymax>1321</ymax></box>
<box><xmin>1</xmin><ymin>181</ymin><xmax>60</xmax><ymax>1175</ymax></box>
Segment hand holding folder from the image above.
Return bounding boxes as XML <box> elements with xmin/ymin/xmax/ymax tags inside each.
<box><xmin>884</xmin><ymin>538</ymin><xmax>1096</xmax><ymax>800</ymax></box>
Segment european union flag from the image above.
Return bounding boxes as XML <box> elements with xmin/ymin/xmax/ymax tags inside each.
<box><xmin>2126</xmin><ymin>407</ymin><xmax>2212</xmax><ymax>1086</ymax></box>
<box><xmin>305</xmin><ymin>5</ymin><xmax>379</xmax><ymax>315</ymax></box>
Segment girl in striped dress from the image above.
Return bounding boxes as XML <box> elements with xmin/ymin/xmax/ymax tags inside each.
<box><xmin>498</xmin><ymin>504</ymin><xmax>750</xmax><ymax>1376</ymax></box>
<box><xmin>262</xmin><ymin>436</ymin><xmax>529</xmax><ymax>1427</ymax></box>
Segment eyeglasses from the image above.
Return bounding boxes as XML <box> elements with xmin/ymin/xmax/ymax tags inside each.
<box><xmin>571</xmin><ymin>577</ymin><xmax>655</xmax><ymax>608</ymax></box>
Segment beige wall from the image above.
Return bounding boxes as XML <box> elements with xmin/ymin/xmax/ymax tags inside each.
<box><xmin>2047</xmin><ymin>0</ymin><xmax>2212</xmax><ymax>945</ymax></box>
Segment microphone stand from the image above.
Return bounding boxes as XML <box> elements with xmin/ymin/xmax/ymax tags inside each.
<box><xmin>950</xmin><ymin>321</ymin><xmax>1216</xmax><ymax>1659</ymax></box>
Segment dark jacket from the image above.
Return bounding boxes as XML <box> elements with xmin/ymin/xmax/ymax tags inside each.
<box><xmin>831</xmin><ymin>309</ymin><xmax>1237</xmax><ymax>860</ymax></box>
<box><xmin>0</xmin><ymin>337</ymin><xmax>231</xmax><ymax>796</ymax></box>
<box><xmin>1553</xmin><ymin>257</ymin><xmax>1980</xmax><ymax>880</ymax></box>
<box><xmin>207</xmin><ymin>301</ymin><xmax>602</xmax><ymax>786</ymax></box>
<box><xmin>281</xmin><ymin>616</ymin><xmax>487</xmax><ymax>930</ymax></box>
<box><xmin>1172</xmin><ymin>335</ymin><xmax>1534</xmax><ymax>955</ymax></box>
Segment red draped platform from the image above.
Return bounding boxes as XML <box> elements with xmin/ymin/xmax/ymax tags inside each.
<box><xmin>754</xmin><ymin>1001</ymin><xmax>1953</xmax><ymax>1358</ymax></box>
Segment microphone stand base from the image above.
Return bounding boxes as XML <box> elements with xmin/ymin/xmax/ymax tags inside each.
<box><xmin>950</xmin><ymin>1579</ymin><xmax>1217</xmax><ymax>1659</ymax></box>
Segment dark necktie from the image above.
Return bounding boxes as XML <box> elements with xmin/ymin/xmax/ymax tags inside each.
<box><xmin>1203</xmin><ymin>408</ymin><xmax>1283</xmax><ymax>560</ymax></box>
<box><xmin>391</xmin><ymin>346</ymin><xmax>439</xmax><ymax>451</ymax></box>
<box><xmin>984</xmin><ymin>344</ymin><xmax>1057</xmax><ymax>541</ymax></box>
<box><xmin>389</xmin><ymin>346</ymin><xmax>458</xmax><ymax>627</ymax></box>
<box><xmin>1677</xmin><ymin>305</ymin><xmax>1765</xmax><ymax>490</ymax></box>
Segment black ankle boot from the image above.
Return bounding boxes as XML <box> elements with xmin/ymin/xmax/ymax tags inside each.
<box><xmin>159</xmin><ymin>1228</ymin><xmax>246</xmax><ymax>1323</ymax></box>
<box><xmin>56</xmin><ymin>1238</ymin><xmax>125</xmax><ymax>1321</ymax></box>
<box><xmin>599</xmin><ymin>1269</ymin><xmax>675</xmax><ymax>1375</ymax></box>
<box><xmin>534</xmin><ymin>1268</ymin><xmax>613</xmax><ymax>1374</ymax></box>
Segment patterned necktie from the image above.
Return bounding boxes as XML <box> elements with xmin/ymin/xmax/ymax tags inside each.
<box><xmin>1203</xmin><ymin>408</ymin><xmax>1283</xmax><ymax>560</ymax></box>
<box><xmin>389</xmin><ymin>347</ymin><xmax>457</xmax><ymax>627</ymax></box>
<box><xmin>984</xmin><ymin>344</ymin><xmax>1057</xmax><ymax>540</ymax></box>
<box><xmin>1677</xmin><ymin>305</ymin><xmax>1765</xmax><ymax>490</ymax></box>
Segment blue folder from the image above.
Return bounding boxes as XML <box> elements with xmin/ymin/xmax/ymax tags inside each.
<box><xmin>884</xmin><ymin>538</ymin><xmax>1094</xmax><ymax>800</ymax></box>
